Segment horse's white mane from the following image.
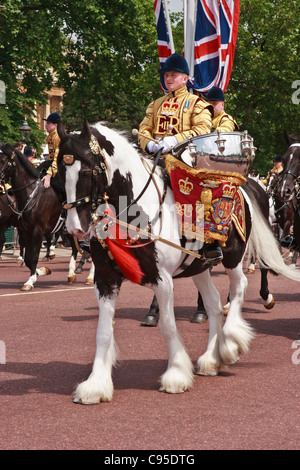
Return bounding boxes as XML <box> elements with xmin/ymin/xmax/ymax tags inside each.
<box><xmin>93</xmin><ymin>122</ymin><xmax>136</xmax><ymax>155</ymax></box>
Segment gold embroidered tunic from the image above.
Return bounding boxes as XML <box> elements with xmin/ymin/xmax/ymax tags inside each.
<box><xmin>212</xmin><ymin>110</ymin><xmax>239</xmax><ymax>132</ymax></box>
<box><xmin>45</xmin><ymin>129</ymin><xmax>60</xmax><ymax>177</ymax></box>
<box><xmin>138</xmin><ymin>86</ymin><xmax>213</xmax><ymax>150</ymax></box>
<box><xmin>261</xmin><ymin>164</ymin><xmax>283</xmax><ymax>186</ymax></box>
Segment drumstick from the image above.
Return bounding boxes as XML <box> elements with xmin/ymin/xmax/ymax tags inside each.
<box><xmin>132</xmin><ymin>124</ymin><xmax>174</xmax><ymax>143</ymax></box>
<box><xmin>131</xmin><ymin>129</ymin><xmax>159</xmax><ymax>143</ymax></box>
<box><xmin>157</xmin><ymin>124</ymin><xmax>174</xmax><ymax>142</ymax></box>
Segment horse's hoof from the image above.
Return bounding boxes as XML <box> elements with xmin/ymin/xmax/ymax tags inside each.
<box><xmin>68</xmin><ymin>274</ymin><xmax>76</xmax><ymax>284</ymax></box>
<box><xmin>263</xmin><ymin>294</ymin><xmax>275</xmax><ymax>310</ymax></box>
<box><xmin>159</xmin><ymin>386</ymin><xmax>185</xmax><ymax>394</ymax></box>
<box><xmin>49</xmin><ymin>254</ymin><xmax>55</xmax><ymax>260</ymax></box>
<box><xmin>247</xmin><ymin>268</ymin><xmax>255</xmax><ymax>274</ymax></box>
<box><xmin>38</xmin><ymin>267</ymin><xmax>51</xmax><ymax>276</ymax></box>
<box><xmin>85</xmin><ymin>278</ymin><xmax>93</xmax><ymax>285</ymax></box>
<box><xmin>140</xmin><ymin>313</ymin><xmax>158</xmax><ymax>327</ymax></box>
<box><xmin>223</xmin><ymin>302</ymin><xmax>230</xmax><ymax>316</ymax></box>
<box><xmin>21</xmin><ymin>284</ymin><xmax>33</xmax><ymax>291</ymax></box>
<box><xmin>73</xmin><ymin>397</ymin><xmax>100</xmax><ymax>405</ymax></box>
<box><xmin>195</xmin><ymin>366</ymin><xmax>219</xmax><ymax>376</ymax></box>
<box><xmin>190</xmin><ymin>312</ymin><xmax>208</xmax><ymax>323</ymax></box>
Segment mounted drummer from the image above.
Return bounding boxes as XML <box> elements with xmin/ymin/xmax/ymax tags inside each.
<box><xmin>206</xmin><ymin>86</ymin><xmax>239</xmax><ymax>132</ymax></box>
<box><xmin>138</xmin><ymin>53</ymin><xmax>247</xmax><ymax>264</ymax></box>
<box><xmin>138</xmin><ymin>53</ymin><xmax>224</xmax><ymax>261</ymax></box>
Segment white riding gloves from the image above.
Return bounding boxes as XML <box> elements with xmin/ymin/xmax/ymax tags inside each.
<box><xmin>146</xmin><ymin>141</ymin><xmax>158</xmax><ymax>154</ymax></box>
<box><xmin>157</xmin><ymin>136</ymin><xmax>178</xmax><ymax>154</ymax></box>
<box><xmin>146</xmin><ymin>136</ymin><xmax>178</xmax><ymax>154</ymax></box>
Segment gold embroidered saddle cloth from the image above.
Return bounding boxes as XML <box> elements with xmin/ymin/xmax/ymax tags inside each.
<box><xmin>165</xmin><ymin>154</ymin><xmax>246</xmax><ymax>245</ymax></box>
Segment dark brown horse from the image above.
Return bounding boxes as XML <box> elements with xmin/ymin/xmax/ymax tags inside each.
<box><xmin>0</xmin><ymin>143</ymin><xmax>88</xmax><ymax>289</ymax></box>
<box><xmin>277</xmin><ymin>132</ymin><xmax>300</xmax><ymax>250</ymax></box>
<box><xmin>0</xmin><ymin>191</ymin><xmax>26</xmax><ymax>261</ymax></box>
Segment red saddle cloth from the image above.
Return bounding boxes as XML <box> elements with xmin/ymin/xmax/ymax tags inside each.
<box><xmin>165</xmin><ymin>154</ymin><xmax>246</xmax><ymax>245</ymax></box>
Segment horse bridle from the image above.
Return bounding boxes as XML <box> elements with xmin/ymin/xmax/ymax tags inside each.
<box><xmin>0</xmin><ymin>149</ymin><xmax>42</xmax><ymax>216</ymax></box>
<box><xmin>63</xmin><ymin>137</ymin><xmax>108</xmax><ymax>211</ymax></box>
<box><xmin>278</xmin><ymin>144</ymin><xmax>300</xmax><ymax>208</ymax></box>
<box><xmin>63</xmin><ymin>136</ymin><xmax>165</xmax><ymax>218</ymax></box>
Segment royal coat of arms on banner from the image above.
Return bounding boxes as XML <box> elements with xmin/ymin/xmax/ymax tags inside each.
<box><xmin>165</xmin><ymin>154</ymin><xmax>246</xmax><ymax>245</ymax></box>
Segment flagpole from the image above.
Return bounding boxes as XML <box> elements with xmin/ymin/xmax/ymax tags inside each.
<box><xmin>184</xmin><ymin>0</ymin><xmax>197</xmax><ymax>81</ymax></box>
<box><xmin>162</xmin><ymin>0</ymin><xmax>175</xmax><ymax>53</ymax></box>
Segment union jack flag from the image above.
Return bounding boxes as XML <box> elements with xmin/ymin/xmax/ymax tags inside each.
<box><xmin>153</xmin><ymin>0</ymin><xmax>239</xmax><ymax>94</ymax></box>
<box><xmin>193</xmin><ymin>0</ymin><xmax>240</xmax><ymax>93</ymax></box>
<box><xmin>153</xmin><ymin>0</ymin><xmax>173</xmax><ymax>93</ymax></box>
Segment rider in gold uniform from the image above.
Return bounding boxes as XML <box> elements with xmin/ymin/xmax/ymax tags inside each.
<box><xmin>206</xmin><ymin>86</ymin><xmax>239</xmax><ymax>132</ymax></box>
<box><xmin>41</xmin><ymin>112</ymin><xmax>61</xmax><ymax>189</ymax></box>
<box><xmin>139</xmin><ymin>54</ymin><xmax>222</xmax><ymax>263</ymax></box>
<box><xmin>261</xmin><ymin>155</ymin><xmax>283</xmax><ymax>186</ymax></box>
<box><xmin>139</xmin><ymin>55</ymin><xmax>212</xmax><ymax>153</ymax></box>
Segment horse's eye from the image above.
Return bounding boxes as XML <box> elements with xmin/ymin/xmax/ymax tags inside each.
<box><xmin>63</xmin><ymin>155</ymin><xmax>74</xmax><ymax>165</ymax></box>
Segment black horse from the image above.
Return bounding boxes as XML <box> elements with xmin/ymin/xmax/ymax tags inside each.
<box><xmin>0</xmin><ymin>143</ymin><xmax>85</xmax><ymax>290</ymax></box>
<box><xmin>277</xmin><ymin>132</ymin><xmax>300</xmax><ymax>251</ymax></box>
<box><xmin>0</xmin><ymin>191</ymin><xmax>26</xmax><ymax>261</ymax></box>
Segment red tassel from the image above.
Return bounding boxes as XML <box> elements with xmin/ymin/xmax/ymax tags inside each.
<box><xmin>105</xmin><ymin>238</ymin><xmax>144</xmax><ymax>284</ymax></box>
<box><xmin>102</xmin><ymin>206</ymin><xmax>144</xmax><ymax>284</ymax></box>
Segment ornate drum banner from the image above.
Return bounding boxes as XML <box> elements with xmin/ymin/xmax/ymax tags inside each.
<box><xmin>165</xmin><ymin>154</ymin><xmax>246</xmax><ymax>245</ymax></box>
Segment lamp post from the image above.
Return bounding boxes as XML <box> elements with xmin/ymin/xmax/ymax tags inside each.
<box><xmin>19</xmin><ymin>119</ymin><xmax>32</xmax><ymax>144</ymax></box>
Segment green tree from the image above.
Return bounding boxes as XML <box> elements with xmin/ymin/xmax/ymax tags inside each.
<box><xmin>0</xmin><ymin>0</ymin><xmax>160</xmax><ymax>147</ymax></box>
<box><xmin>226</xmin><ymin>0</ymin><xmax>300</xmax><ymax>174</ymax></box>
<box><xmin>0</xmin><ymin>0</ymin><xmax>299</xmax><ymax>175</ymax></box>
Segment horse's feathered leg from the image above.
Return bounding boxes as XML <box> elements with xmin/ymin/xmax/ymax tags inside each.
<box><xmin>73</xmin><ymin>288</ymin><xmax>118</xmax><ymax>404</ymax></box>
<box><xmin>193</xmin><ymin>270</ymin><xmax>224</xmax><ymax>376</ymax></box>
<box><xmin>154</xmin><ymin>276</ymin><xmax>194</xmax><ymax>393</ymax></box>
<box><xmin>21</xmin><ymin>227</ymin><xmax>52</xmax><ymax>291</ymax></box>
<box><xmin>85</xmin><ymin>262</ymin><xmax>95</xmax><ymax>285</ymax></box>
<box><xmin>220</xmin><ymin>263</ymin><xmax>254</xmax><ymax>364</ymax></box>
<box><xmin>67</xmin><ymin>236</ymin><xmax>79</xmax><ymax>283</ymax></box>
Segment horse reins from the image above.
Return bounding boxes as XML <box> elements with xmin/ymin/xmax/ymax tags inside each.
<box><xmin>63</xmin><ymin>136</ymin><xmax>204</xmax><ymax>259</ymax></box>
<box><xmin>0</xmin><ymin>150</ymin><xmax>43</xmax><ymax>217</ymax></box>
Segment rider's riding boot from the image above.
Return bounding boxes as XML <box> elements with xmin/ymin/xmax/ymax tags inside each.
<box><xmin>203</xmin><ymin>240</ymin><xmax>223</xmax><ymax>265</ymax></box>
<box><xmin>190</xmin><ymin>291</ymin><xmax>208</xmax><ymax>323</ymax></box>
<box><xmin>141</xmin><ymin>295</ymin><xmax>159</xmax><ymax>327</ymax></box>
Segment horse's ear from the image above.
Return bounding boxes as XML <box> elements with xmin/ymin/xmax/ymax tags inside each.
<box><xmin>57</xmin><ymin>120</ymin><xmax>67</xmax><ymax>140</ymax></box>
<box><xmin>283</xmin><ymin>130</ymin><xmax>290</xmax><ymax>145</ymax></box>
<box><xmin>80</xmin><ymin>118</ymin><xmax>92</xmax><ymax>141</ymax></box>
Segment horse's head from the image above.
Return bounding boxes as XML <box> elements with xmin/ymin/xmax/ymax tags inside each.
<box><xmin>57</xmin><ymin>119</ymin><xmax>113</xmax><ymax>238</ymax></box>
<box><xmin>0</xmin><ymin>143</ymin><xmax>16</xmax><ymax>183</ymax></box>
<box><xmin>279</xmin><ymin>132</ymin><xmax>300</xmax><ymax>202</ymax></box>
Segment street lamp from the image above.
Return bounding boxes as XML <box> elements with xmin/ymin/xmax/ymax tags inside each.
<box><xmin>19</xmin><ymin>119</ymin><xmax>32</xmax><ymax>143</ymax></box>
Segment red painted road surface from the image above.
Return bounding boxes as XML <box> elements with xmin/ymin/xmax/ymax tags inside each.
<box><xmin>0</xmin><ymin>247</ymin><xmax>299</xmax><ymax>450</ymax></box>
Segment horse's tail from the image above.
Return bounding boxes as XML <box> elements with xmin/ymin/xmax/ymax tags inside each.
<box><xmin>248</xmin><ymin>198</ymin><xmax>300</xmax><ymax>281</ymax></box>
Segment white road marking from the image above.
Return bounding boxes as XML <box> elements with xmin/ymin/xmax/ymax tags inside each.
<box><xmin>0</xmin><ymin>286</ymin><xmax>93</xmax><ymax>298</ymax></box>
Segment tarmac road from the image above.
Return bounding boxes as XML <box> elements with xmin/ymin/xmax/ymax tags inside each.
<box><xmin>0</xmin><ymin>247</ymin><xmax>299</xmax><ymax>450</ymax></box>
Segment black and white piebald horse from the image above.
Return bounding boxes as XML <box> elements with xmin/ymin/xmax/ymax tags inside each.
<box><xmin>57</xmin><ymin>120</ymin><xmax>300</xmax><ymax>404</ymax></box>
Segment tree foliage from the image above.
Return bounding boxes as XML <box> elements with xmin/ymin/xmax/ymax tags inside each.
<box><xmin>0</xmin><ymin>0</ymin><xmax>299</xmax><ymax>174</ymax></box>
<box><xmin>226</xmin><ymin>0</ymin><xmax>300</xmax><ymax>173</ymax></box>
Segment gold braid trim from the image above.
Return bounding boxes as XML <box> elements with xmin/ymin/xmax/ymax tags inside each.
<box><xmin>165</xmin><ymin>154</ymin><xmax>247</xmax><ymax>186</ymax></box>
